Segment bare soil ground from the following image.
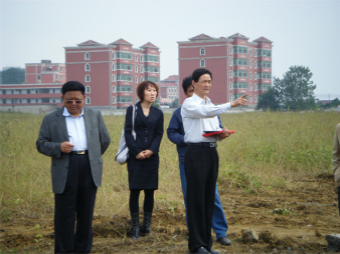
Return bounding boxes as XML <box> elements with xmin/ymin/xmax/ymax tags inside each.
<box><xmin>1</xmin><ymin>173</ymin><xmax>339</xmax><ymax>254</ymax></box>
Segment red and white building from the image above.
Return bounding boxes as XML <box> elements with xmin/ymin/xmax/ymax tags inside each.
<box><xmin>65</xmin><ymin>39</ymin><xmax>160</xmax><ymax>109</ymax></box>
<box><xmin>178</xmin><ymin>33</ymin><xmax>273</xmax><ymax>107</ymax></box>
<box><xmin>0</xmin><ymin>60</ymin><xmax>65</xmax><ymax>108</ymax></box>
<box><xmin>159</xmin><ymin>75</ymin><xmax>179</xmax><ymax>106</ymax></box>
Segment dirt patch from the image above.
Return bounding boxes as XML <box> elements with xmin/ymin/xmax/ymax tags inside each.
<box><xmin>1</xmin><ymin>174</ymin><xmax>337</xmax><ymax>253</ymax></box>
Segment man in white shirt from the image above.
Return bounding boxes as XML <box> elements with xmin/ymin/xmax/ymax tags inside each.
<box><xmin>181</xmin><ymin>68</ymin><xmax>247</xmax><ymax>254</ymax></box>
<box><xmin>36</xmin><ymin>81</ymin><xmax>111</xmax><ymax>253</ymax></box>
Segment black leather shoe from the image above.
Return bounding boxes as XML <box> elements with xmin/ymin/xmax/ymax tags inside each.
<box><xmin>217</xmin><ymin>236</ymin><xmax>231</xmax><ymax>246</ymax></box>
<box><xmin>210</xmin><ymin>249</ymin><xmax>220</xmax><ymax>254</ymax></box>
<box><xmin>195</xmin><ymin>247</ymin><xmax>211</xmax><ymax>253</ymax></box>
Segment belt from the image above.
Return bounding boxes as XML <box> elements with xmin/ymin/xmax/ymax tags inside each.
<box><xmin>187</xmin><ymin>142</ymin><xmax>217</xmax><ymax>148</ymax></box>
<box><xmin>70</xmin><ymin>150</ymin><xmax>88</xmax><ymax>155</ymax></box>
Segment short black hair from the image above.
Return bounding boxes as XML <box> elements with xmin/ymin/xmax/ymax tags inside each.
<box><xmin>62</xmin><ymin>81</ymin><xmax>85</xmax><ymax>95</ymax></box>
<box><xmin>192</xmin><ymin>68</ymin><xmax>213</xmax><ymax>83</ymax></box>
<box><xmin>182</xmin><ymin>76</ymin><xmax>192</xmax><ymax>94</ymax></box>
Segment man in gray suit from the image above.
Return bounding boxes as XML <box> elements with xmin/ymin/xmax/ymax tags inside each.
<box><xmin>36</xmin><ymin>81</ymin><xmax>111</xmax><ymax>253</ymax></box>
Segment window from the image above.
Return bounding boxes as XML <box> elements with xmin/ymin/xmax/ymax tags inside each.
<box><xmin>229</xmin><ymin>71</ymin><xmax>232</xmax><ymax>78</ymax></box>
<box><xmin>233</xmin><ymin>58</ymin><xmax>248</xmax><ymax>66</ymax></box>
<box><xmin>255</xmin><ymin>95</ymin><xmax>258</xmax><ymax>102</ymax></box>
<box><xmin>200</xmin><ymin>59</ymin><xmax>205</xmax><ymax>67</ymax></box>
<box><xmin>117</xmin><ymin>75</ymin><xmax>132</xmax><ymax>81</ymax></box>
<box><xmin>85</xmin><ymin>75</ymin><xmax>90</xmax><ymax>82</ymax></box>
<box><xmin>135</xmin><ymin>76</ymin><xmax>138</xmax><ymax>83</ymax></box>
<box><xmin>116</xmin><ymin>63</ymin><xmax>132</xmax><ymax>70</ymax></box>
<box><xmin>141</xmin><ymin>56</ymin><xmax>143</xmax><ymax>62</ymax></box>
<box><xmin>254</xmin><ymin>84</ymin><xmax>257</xmax><ymax>91</ymax></box>
<box><xmin>200</xmin><ymin>48</ymin><xmax>205</xmax><ymax>55</ymax></box>
<box><xmin>2</xmin><ymin>90</ymin><xmax>6</xmax><ymax>95</ymax></box>
<box><xmin>145</xmin><ymin>76</ymin><xmax>159</xmax><ymax>82</ymax></box>
<box><xmin>60</xmin><ymin>76</ymin><xmax>63</xmax><ymax>81</ymax></box>
<box><xmin>86</xmin><ymin>97</ymin><xmax>91</xmax><ymax>104</ymax></box>
<box><xmin>85</xmin><ymin>64</ymin><xmax>90</xmax><ymax>71</ymax></box>
<box><xmin>257</xmin><ymin>61</ymin><xmax>272</xmax><ymax>68</ymax></box>
<box><xmin>233</xmin><ymin>82</ymin><xmax>248</xmax><ymax>89</ymax></box>
<box><xmin>229</xmin><ymin>47</ymin><xmax>232</xmax><ymax>54</ymax></box>
<box><xmin>249</xmin><ymin>61</ymin><xmax>252</xmax><ymax>68</ymax></box>
<box><xmin>27</xmin><ymin>89</ymin><xmax>31</xmax><ymax>94</ymax></box>
<box><xmin>117</xmin><ymin>96</ymin><xmax>132</xmax><ymax>103</ymax></box>
<box><xmin>112</xmin><ymin>85</ymin><xmax>115</xmax><ymax>92</ymax></box>
<box><xmin>85</xmin><ymin>52</ymin><xmax>90</xmax><ymax>60</ymax></box>
<box><xmin>249</xmin><ymin>73</ymin><xmax>252</xmax><ymax>80</ymax></box>
<box><xmin>112</xmin><ymin>96</ymin><xmax>116</xmax><ymax>103</ymax></box>
<box><xmin>258</xmin><ymin>84</ymin><xmax>271</xmax><ymax>90</ymax></box>
<box><xmin>249</xmin><ymin>50</ymin><xmax>252</xmax><ymax>57</ymax></box>
<box><xmin>112</xmin><ymin>52</ymin><xmax>115</xmax><ymax>59</ymax></box>
<box><xmin>229</xmin><ymin>94</ymin><xmax>233</xmax><ymax>101</ymax></box>
<box><xmin>229</xmin><ymin>82</ymin><xmax>232</xmax><ymax>89</ymax></box>
<box><xmin>117</xmin><ymin>85</ymin><xmax>133</xmax><ymax>92</ymax></box>
<box><xmin>141</xmin><ymin>77</ymin><xmax>144</xmax><ymax>82</ymax></box>
<box><xmin>144</xmin><ymin>55</ymin><xmax>159</xmax><ymax>62</ymax></box>
<box><xmin>60</xmin><ymin>67</ymin><xmax>63</xmax><ymax>72</ymax></box>
<box><xmin>258</xmin><ymin>72</ymin><xmax>271</xmax><ymax>79</ymax></box>
<box><xmin>135</xmin><ymin>65</ymin><xmax>138</xmax><ymax>73</ymax></box>
<box><xmin>254</xmin><ymin>73</ymin><xmax>257</xmax><ymax>80</ymax></box>
<box><xmin>37</xmin><ymin>75</ymin><xmax>41</xmax><ymax>80</ymax></box>
<box><xmin>233</xmin><ymin>46</ymin><xmax>248</xmax><ymax>54</ymax></box>
<box><xmin>86</xmin><ymin>86</ymin><xmax>91</xmax><ymax>93</ymax></box>
<box><xmin>117</xmin><ymin>52</ymin><xmax>132</xmax><ymax>59</ymax></box>
<box><xmin>145</xmin><ymin>66</ymin><xmax>159</xmax><ymax>72</ymax></box>
<box><xmin>112</xmin><ymin>63</ymin><xmax>115</xmax><ymax>70</ymax></box>
<box><xmin>135</xmin><ymin>55</ymin><xmax>138</xmax><ymax>62</ymax></box>
<box><xmin>250</xmin><ymin>95</ymin><xmax>253</xmax><ymax>102</ymax></box>
<box><xmin>257</xmin><ymin>49</ymin><xmax>271</xmax><ymax>57</ymax></box>
<box><xmin>229</xmin><ymin>59</ymin><xmax>232</xmax><ymax>66</ymax></box>
<box><xmin>233</xmin><ymin>70</ymin><xmax>248</xmax><ymax>77</ymax></box>
<box><xmin>249</xmin><ymin>84</ymin><xmax>253</xmax><ymax>91</ymax></box>
<box><xmin>112</xmin><ymin>74</ymin><xmax>115</xmax><ymax>81</ymax></box>
<box><xmin>135</xmin><ymin>97</ymin><xmax>138</xmax><ymax>103</ymax></box>
<box><xmin>140</xmin><ymin>66</ymin><xmax>143</xmax><ymax>73</ymax></box>
<box><xmin>254</xmin><ymin>61</ymin><xmax>257</xmax><ymax>69</ymax></box>
<box><xmin>254</xmin><ymin>50</ymin><xmax>257</xmax><ymax>57</ymax></box>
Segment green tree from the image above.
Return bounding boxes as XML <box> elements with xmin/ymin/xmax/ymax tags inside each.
<box><xmin>256</xmin><ymin>87</ymin><xmax>280</xmax><ymax>111</ymax></box>
<box><xmin>1</xmin><ymin>67</ymin><xmax>25</xmax><ymax>84</ymax></box>
<box><xmin>171</xmin><ymin>98</ymin><xmax>179</xmax><ymax>108</ymax></box>
<box><xmin>274</xmin><ymin>66</ymin><xmax>316</xmax><ymax>110</ymax></box>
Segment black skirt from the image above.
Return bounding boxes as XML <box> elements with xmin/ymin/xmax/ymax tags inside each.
<box><xmin>127</xmin><ymin>153</ymin><xmax>159</xmax><ymax>190</ymax></box>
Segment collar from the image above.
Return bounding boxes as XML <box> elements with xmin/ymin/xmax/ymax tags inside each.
<box><xmin>192</xmin><ymin>93</ymin><xmax>211</xmax><ymax>105</ymax></box>
<box><xmin>62</xmin><ymin>107</ymin><xmax>84</xmax><ymax>117</ymax></box>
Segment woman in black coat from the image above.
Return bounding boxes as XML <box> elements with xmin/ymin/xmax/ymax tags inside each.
<box><xmin>124</xmin><ymin>81</ymin><xmax>164</xmax><ymax>239</ymax></box>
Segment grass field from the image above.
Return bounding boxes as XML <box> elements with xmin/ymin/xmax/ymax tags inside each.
<box><xmin>0</xmin><ymin>110</ymin><xmax>338</xmax><ymax>219</ymax></box>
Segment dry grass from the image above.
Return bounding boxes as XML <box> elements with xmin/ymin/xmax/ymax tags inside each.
<box><xmin>0</xmin><ymin>110</ymin><xmax>338</xmax><ymax>219</ymax></box>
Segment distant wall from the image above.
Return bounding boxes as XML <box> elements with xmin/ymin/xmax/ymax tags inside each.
<box><xmin>0</xmin><ymin>104</ymin><xmax>57</xmax><ymax>114</ymax></box>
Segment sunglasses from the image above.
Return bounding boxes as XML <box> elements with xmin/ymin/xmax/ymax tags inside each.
<box><xmin>65</xmin><ymin>100</ymin><xmax>83</xmax><ymax>104</ymax></box>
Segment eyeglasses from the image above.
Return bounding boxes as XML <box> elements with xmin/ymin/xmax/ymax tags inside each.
<box><xmin>65</xmin><ymin>100</ymin><xmax>83</xmax><ymax>104</ymax></box>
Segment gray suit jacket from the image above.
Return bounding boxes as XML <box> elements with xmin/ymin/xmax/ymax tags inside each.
<box><xmin>36</xmin><ymin>106</ymin><xmax>111</xmax><ymax>194</ymax></box>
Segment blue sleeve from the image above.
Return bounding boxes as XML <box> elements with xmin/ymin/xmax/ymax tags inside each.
<box><xmin>167</xmin><ymin>109</ymin><xmax>186</xmax><ymax>146</ymax></box>
<box><xmin>218</xmin><ymin>115</ymin><xmax>223</xmax><ymax>129</ymax></box>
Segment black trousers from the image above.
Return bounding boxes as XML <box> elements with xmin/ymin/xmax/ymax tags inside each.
<box><xmin>184</xmin><ymin>145</ymin><xmax>219</xmax><ymax>253</ymax></box>
<box><xmin>54</xmin><ymin>154</ymin><xmax>97</xmax><ymax>254</ymax></box>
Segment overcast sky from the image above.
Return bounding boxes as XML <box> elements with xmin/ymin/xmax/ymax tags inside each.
<box><xmin>1</xmin><ymin>0</ymin><xmax>339</xmax><ymax>99</ymax></box>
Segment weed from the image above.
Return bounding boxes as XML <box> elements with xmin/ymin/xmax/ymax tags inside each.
<box><xmin>34</xmin><ymin>224</ymin><xmax>43</xmax><ymax>252</ymax></box>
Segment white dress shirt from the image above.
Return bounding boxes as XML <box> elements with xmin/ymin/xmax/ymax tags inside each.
<box><xmin>62</xmin><ymin>107</ymin><xmax>88</xmax><ymax>151</ymax></box>
<box><xmin>181</xmin><ymin>93</ymin><xmax>232</xmax><ymax>143</ymax></box>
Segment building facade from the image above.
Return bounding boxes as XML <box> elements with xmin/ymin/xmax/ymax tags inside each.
<box><xmin>65</xmin><ymin>39</ymin><xmax>160</xmax><ymax>109</ymax></box>
<box><xmin>159</xmin><ymin>75</ymin><xmax>179</xmax><ymax>106</ymax></box>
<box><xmin>178</xmin><ymin>33</ymin><xmax>273</xmax><ymax>107</ymax></box>
<box><xmin>25</xmin><ymin>60</ymin><xmax>66</xmax><ymax>84</ymax></box>
<box><xmin>0</xmin><ymin>61</ymin><xmax>64</xmax><ymax>109</ymax></box>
